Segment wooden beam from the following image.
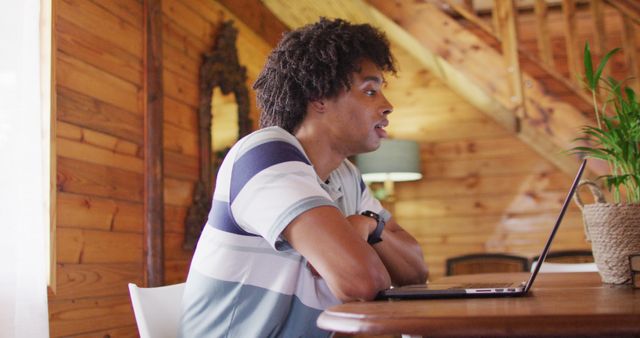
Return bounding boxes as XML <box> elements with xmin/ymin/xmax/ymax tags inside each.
<box><xmin>494</xmin><ymin>0</ymin><xmax>524</xmax><ymax>117</ymax></box>
<box><xmin>492</xmin><ymin>2</ymin><xmax>501</xmax><ymax>36</ymax></box>
<box><xmin>443</xmin><ymin>0</ymin><xmax>590</xmax><ymax>107</ymax></box>
<box><xmin>216</xmin><ymin>0</ymin><xmax>289</xmax><ymax>46</ymax></box>
<box><xmin>143</xmin><ymin>0</ymin><xmax>164</xmax><ymax>287</ymax></box>
<box><xmin>534</xmin><ymin>0</ymin><xmax>555</xmax><ymax>68</ymax></box>
<box><xmin>621</xmin><ymin>15</ymin><xmax>640</xmax><ymax>93</ymax></box>
<box><xmin>443</xmin><ymin>0</ymin><xmax>494</xmax><ymax>34</ymax></box>
<box><xmin>562</xmin><ymin>0</ymin><xmax>581</xmax><ymax>86</ymax></box>
<box><xmin>605</xmin><ymin>0</ymin><xmax>640</xmax><ymax>25</ymax></box>
<box><xmin>365</xmin><ymin>0</ymin><xmax>601</xmax><ymax>176</ymax></box>
<box><xmin>463</xmin><ymin>0</ymin><xmax>473</xmax><ymax>11</ymax></box>
<box><xmin>363</xmin><ymin>1</ymin><xmax>518</xmax><ymax>131</ymax></box>
<box><xmin>591</xmin><ymin>0</ymin><xmax>608</xmax><ymax>80</ymax></box>
<box><xmin>263</xmin><ymin>0</ymin><xmax>601</xmax><ymax>176</ymax></box>
<box><xmin>591</xmin><ymin>0</ymin><xmax>606</xmax><ymax>58</ymax></box>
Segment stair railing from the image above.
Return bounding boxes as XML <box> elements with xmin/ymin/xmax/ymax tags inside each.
<box><xmin>440</xmin><ymin>0</ymin><xmax>640</xmax><ymax>102</ymax></box>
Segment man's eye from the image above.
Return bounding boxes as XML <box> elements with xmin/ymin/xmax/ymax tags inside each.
<box><xmin>365</xmin><ymin>90</ymin><xmax>376</xmax><ymax>96</ymax></box>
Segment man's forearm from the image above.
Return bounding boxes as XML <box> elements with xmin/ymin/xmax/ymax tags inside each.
<box><xmin>373</xmin><ymin>219</ymin><xmax>428</xmax><ymax>286</ymax></box>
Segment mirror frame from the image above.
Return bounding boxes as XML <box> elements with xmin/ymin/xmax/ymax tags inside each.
<box><xmin>184</xmin><ymin>21</ymin><xmax>252</xmax><ymax>250</ymax></box>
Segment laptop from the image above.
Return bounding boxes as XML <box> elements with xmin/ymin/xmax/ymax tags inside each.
<box><xmin>377</xmin><ymin>159</ymin><xmax>587</xmax><ymax>300</ymax></box>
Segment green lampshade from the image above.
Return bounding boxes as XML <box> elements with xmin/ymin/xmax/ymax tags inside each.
<box><xmin>355</xmin><ymin>139</ymin><xmax>422</xmax><ymax>183</ymax></box>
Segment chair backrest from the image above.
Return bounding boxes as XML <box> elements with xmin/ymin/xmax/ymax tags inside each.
<box><xmin>533</xmin><ymin>250</ymin><xmax>594</xmax><ymax>263</ymax></box>
<box><xmin>445</xmin><ymin>253</ymin><xmax>530</xmax><ymax>276</ymax></box>
<box><xmin>128</xmin><ymin>282</ymin><xmax>185</xmax><ymax>338</ymax></box>
<box><xmin>531</xmin><ymin>261</ymin><xmax>599</xmax><ymax>273</ymax></box>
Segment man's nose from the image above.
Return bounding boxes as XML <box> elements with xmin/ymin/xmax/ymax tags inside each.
<box><xmin>381</xmin><ymin>95</ymin><xmax>393</xmax><ymax>115</ymax></box>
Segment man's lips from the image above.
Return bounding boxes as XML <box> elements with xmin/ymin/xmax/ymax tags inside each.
<box><xmin>375</xmin><ymin>122</ymin><xmax>388</xmax><ymax>138</ymax></box>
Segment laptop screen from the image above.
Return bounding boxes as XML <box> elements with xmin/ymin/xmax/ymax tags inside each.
<box><xmin>523</xmin><ymin>159</ymin><xmax>587</xmax><ymax>292</ymax></box>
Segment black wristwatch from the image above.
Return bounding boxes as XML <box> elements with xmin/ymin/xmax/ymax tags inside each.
<box><xmin>361</xmin><ymin>210</ymin><xmax>385</xmax><ymax>245</ymax></box>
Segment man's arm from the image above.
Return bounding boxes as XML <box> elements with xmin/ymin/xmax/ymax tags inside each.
<box><xmin>282</xmin><ymin>206</ymin><xmax>391</xmax><ymax>302</ymax></box>
<box><xmin>372</xmin><ymin>218</ymin><xmax>428</xmax><ymax>285</ymax></box>
<box><xmin>347</xmin><ymin>215</ymin><xmax>428</xmax><ymax>286</ymax></box>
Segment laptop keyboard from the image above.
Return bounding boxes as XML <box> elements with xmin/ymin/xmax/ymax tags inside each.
<box><xmin>455</xmin><ymin>282</ymin><xmax>516</xmax><ymax>289</ymax></box>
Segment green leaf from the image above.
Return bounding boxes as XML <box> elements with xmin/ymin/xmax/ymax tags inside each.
<box><xmin>572</xmin><ymin>45</ymin><xmax>640</xmax><ymax>202</ymax></box>
<box><xmin>584</xmin><ymin>43</ymin><xmax>594</xmax><ymax>89</ymax></box>
<box><xmin>594</xmin><ymin>47</ymin><xmax>620</xmax><ymax>88</ymax></box>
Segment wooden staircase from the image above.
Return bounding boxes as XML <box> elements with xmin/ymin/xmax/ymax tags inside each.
<box><xmin>365</xmin><ymin>0</ymin><xmax>636</xmax><ymax>177</ymax></box>
<box><xmin>262</xmin><ymin>0</ymin><xmax>639</xmax><ymax>177</ymax></box>
<box><xmin>430</xmin><ymin>0</ymin><xmax>640</xmax><ymax>176</ymax></box>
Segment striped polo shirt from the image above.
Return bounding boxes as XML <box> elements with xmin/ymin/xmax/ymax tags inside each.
<box><xmin>178</xmin><ymin>126</ymin><xmax>389</xmax><ymax>338</ymax></box>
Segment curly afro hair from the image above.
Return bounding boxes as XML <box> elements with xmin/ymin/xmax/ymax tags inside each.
<box><xmin>253</xmin><ymin>18</ymin><xmax>396</xmax><ymax>133</ymax></box>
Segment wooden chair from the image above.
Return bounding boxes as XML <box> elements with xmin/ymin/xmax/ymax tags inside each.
<box><xmin>533</xmin><ymin>250</ymin><xmax>594</xmax><ymax>264</ymax></box>
<box><xmin>445</xmin><ymin>253</ymin><xmax>530</xmax><ymax>276</ymax></box>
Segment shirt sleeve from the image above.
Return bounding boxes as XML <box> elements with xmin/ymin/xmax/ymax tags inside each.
<box><xmin>356</xmin><ymin>177</ymin><xmax>391</xmax><ymax>222</ymax></box>
<box><xmin>229</xmin><ymin>139</ymin><xmax>337</xmax><ymax>251</ymax></box>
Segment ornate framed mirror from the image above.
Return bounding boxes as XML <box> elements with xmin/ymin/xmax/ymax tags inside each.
<box><xmin>184</xmin><ymin>21</ymin><xmax>252</xmax><ymax>250</ymax></box>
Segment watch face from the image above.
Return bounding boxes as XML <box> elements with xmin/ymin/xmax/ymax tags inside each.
<box><xmin>361</xmin><ymin>210</ymin><xmax>380</xmax><ymax>221</ymax></box>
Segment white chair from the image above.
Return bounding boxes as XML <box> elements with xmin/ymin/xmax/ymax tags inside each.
<box><xmin>128</xmin><ymin>282</ymin><xmax>186</xmax><ymax>338</ymax></box>
<box><xmin>531</xmin><ymin>261</ymin><xmax>599</xmax><ymax>273</ymax></box>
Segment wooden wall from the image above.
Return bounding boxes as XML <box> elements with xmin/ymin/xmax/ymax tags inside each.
<box><xmin>49</xmin><ymin>0</ymin><xmax>272</xmax><ymax>336</ymax></box>
<box><xmin>384</xmin><ymin>47</ymin><xmax>589</xmax><ymax>278</ymax></box>
<box><xmin>52</xmin><ymin>0</ymin><xmax>145</xmax><ymax>336</ymax></box>
<box><xmin>49</xmin><ymin>1</ymin><xmax>627</xmax><ymax>336</ymax></box>
<box><xmin>384</xmin><ymin>3</ymin><xmax>636</xmax><ymax>278</ymax></box>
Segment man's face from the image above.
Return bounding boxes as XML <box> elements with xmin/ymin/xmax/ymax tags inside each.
<box><xmin>322</xmin><ymin>59</ymin><xmax>393</xmax><ymax>156</ymax></box>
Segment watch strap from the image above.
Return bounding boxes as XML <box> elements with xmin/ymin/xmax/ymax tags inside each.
<box><xmin>361</xmin><ymin>210</ymin><xmax>384</xmax><ymax>245</ymax></box>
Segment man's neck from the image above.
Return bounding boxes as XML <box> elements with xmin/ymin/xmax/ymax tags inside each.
<box><xmin>294</xmin><ymin>125</ymin><xmax>345</xmax><ymax>182</ymax></box>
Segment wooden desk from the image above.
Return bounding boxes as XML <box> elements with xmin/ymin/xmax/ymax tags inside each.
<box><xmin>317</xmin><ymin>272</ymin><xmax>640</xmax><ymax>337</ymax></box>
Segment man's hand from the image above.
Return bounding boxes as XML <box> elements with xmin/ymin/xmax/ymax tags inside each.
<box><xmin>344</xmin><ymin>213</ymin><xmax>428</xmax><ymax>286</ymax></box>
<box><xmin>371</xmin><ymin>218</ymin><xmax>428</xmax><ymax>286</ymax></box>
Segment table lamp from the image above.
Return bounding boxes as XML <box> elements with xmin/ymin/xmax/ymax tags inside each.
<box><xmin>355</xmin><ymin>139</ymin><xmax>422</xmax><ymax>202</ymax></box>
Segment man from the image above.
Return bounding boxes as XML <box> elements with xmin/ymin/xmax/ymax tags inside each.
<box><xmin>179</xmin><ymin>18</ymin><xmax>427</xmax><ymax>337</ymax></box>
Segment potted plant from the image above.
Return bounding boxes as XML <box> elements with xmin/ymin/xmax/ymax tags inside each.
<box><xmin>570</xmin><ymin>43</ymin><xmax>640</xmax><ymax>284</ymax></box>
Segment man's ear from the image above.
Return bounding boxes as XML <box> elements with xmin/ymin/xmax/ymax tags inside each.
<box><xmin>309</xmin><ymin>99</ymin><xmax>326</xmax><ymax>114</ymax></box>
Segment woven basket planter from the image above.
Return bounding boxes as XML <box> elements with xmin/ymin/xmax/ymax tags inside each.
<box><xmin>574</xmin><ymin>181</ymin><xmax>640</xmax><ymax>284</ymax></box>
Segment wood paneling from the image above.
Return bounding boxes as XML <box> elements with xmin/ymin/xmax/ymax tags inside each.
<box><xmin>164</xmin><ymin>177</ymin><xmax>193</xmax><ymax>207</ymax></box>
<box><xmin>57</xmin><ymin>157</ymin><xmax>143</xmax><ymax>202</ymax></box>
<box><xmin>163</xmin><ymin>68</ymin><xmax>198</xmax><ymax>106</ymax></box>
<box><xmin>163</xmin><ymin>96</ymin><xmax>197</xmax><ymax>130</ymax></box>
<box><xmin>57</xmin><ymin>192</ymin><xmax>143</xmax><ymax>232</ymax></box>
<box><xmin>164</xmin><ymin>150</ymin><xmax>199</xmax><ymax>181</ymax></box>
<box><xmin>51</xmin><ymin>0</ymin><xmax>146</xmax><ymax>335</ymax></box>
<box><xmin>55</xmin><ymin>263</ymin><xmax>143</xmax><ymax>300</ymax></box>
<box><xmin>56</xmin><ymin>0</ymin><xmax>143</xmax><ymax>56</ymax></box>
<box><xmin>162</xmin><ymin>0</ymin><xmax>217</xmax><ymax>42</ymax></box>
<box><xmin>56</xmin><ymin>17</ymin><xmax>142</xmax><ymax>85</ymax></box>
<box><xmin>49</xmin><ymin>295</ymin><xmax>135</xmax><ymax>337</ymax></box>
<box><xmin>163</xmin><ymin>123</ymin><xmax>198</xmax><ymax>157</ymax></box>
<box><xmin>49</xmin><ymin>0</ymin><xmax>626</xmax><ymax>335</ymax></box>
<box><xmin>57</xmin><ymin>87</ymin><xmax>143</xmax><ymax>144</ymax></box>
<box><xmin>57</xmin><ymin>138</ymin><xmax>143</xmax><ymax>173</ymax></box>
<box><xmin>57</xmin><ymin>52</ymin><xmax>141</xmax><ymax>114</ymax></box>
<box><xmin>57</xmin><ymin>121</ymin><xmax>140</xmax><ymax>157</ymax></box>
<box><xmin>57</xmin><ymin>228</ymin><xmax>142</xmax><ymax>264</ymax></box>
